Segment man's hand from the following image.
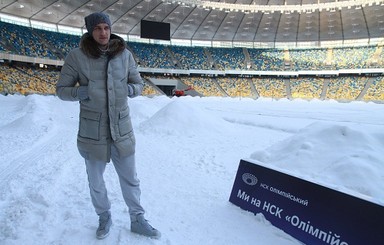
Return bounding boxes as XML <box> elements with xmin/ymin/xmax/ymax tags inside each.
<box><xmin>77</xmin><ymin>86</ymin><xmax>89</xmax><ymax>100</ymax></box>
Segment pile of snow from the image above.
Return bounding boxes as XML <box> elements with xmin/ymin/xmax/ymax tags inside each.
<box><xmin>140</xmin><ymin>98</ymin><xmax>231</xmax><ymax>136</ymax></box>
<box><xmin>250</xmin><ymin>122</ymin><xmax>384</xmax><ymax>204</ymax></box>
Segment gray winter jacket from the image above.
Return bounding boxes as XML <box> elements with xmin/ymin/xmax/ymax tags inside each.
<box><xmin>56</xmin><ymin>33</ymin><xmax>144</xmax><ymax>162</ymax></box>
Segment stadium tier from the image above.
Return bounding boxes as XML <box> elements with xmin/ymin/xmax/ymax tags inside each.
<box><xmin>0</xmin><ymin>21</ymin><xmax>383</xmax><ymax>102</ymax></box>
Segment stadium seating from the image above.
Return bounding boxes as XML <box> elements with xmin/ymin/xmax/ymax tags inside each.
<box><xmin>170</xmin><ymin>46</ymin><xmax>211</xmax><ymax>70</ymax></box>
<box><xmin>0</xmin><ymin>21</ymin><xmax>383</xmax><ymax>102</ymax></box>
<box><xmin>0</xmin><ymin>21</ymin><xmax>57</xmax><ymax>59</ymax></box>
<box><xmin>127</xmin><ymin>42</ymin><xmax>174</xmax><ymax>69</ymax></box>
<box><xmin>290</xmin><ymin>77</ymin><xmax>323</xmax><ymax>99</ymax></box>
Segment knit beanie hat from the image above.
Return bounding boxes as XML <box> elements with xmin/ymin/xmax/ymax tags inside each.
<box><xmin>84</xmin><ymin>12</ymin><xmax>111</xmax><ymax>33</ymax></box>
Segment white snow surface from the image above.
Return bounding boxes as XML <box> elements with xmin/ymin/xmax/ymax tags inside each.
<box><xmin>0</xmin><ymin>94</ymin><xmax>383</xmax><ymax>245</ymax></box>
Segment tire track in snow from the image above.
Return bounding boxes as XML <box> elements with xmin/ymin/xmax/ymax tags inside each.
<box><xmin>0</xmin><ymin>126</ymin><xmax>93</xmax><ymax>244</ymax></box>
<box><xmin>0</xmin><ymin>106</ymin><xmax>89</xmax><ymax>243</ymax></box>
<box><xmin>0</xmin><ymin>126</ymin><xmax>61</xmax><ymax>194</ymax></box>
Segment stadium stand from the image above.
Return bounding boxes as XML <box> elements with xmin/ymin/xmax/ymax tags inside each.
<box><xmin>33</xmin><ymin>28</ymin><xmax>81</xmax><ymax>60</ymax></box>
<box><xmin>0</xmin><ymin>21</ymin><xmax>383</xmax><ymax>102</ymax></box>
<box><xmin>326</xmin><ymin>76</ymin><xmax>368</xmax><ymax>101</ymax></box>
<box><xmin>170</xmin><ymin>46</ymin><xmax>211</xmax><ymax>70</ymax></box>
<box><xmin>0</xmin><ymin>21</ymin><xmax>57</xmax><ymax>59</ymax></box>
<box><xmin>0</xmin><ymin>62</ymin><xmax>58</xmax><ymax>95</ymax></box>
<box><xmin>208</xmin><ymin>47</ymin><xmax>246</xmax><ymax>71</ymax></box>
<box><xmin>288</xmin><ymin>49</ymin><xmax>328</xmax><ymax>71</ymax></box>
<box><xmin>290</xmin><ymin>77</ymin><xmax>324</xmax><ymax>99</ymax></box>
<box><xmin>179</xmin><ymin>76</ymin><xmax>224</xmax><ymax>97</ymax></box>
<box><xmin>248</xmin><ymin>49</ymin><xmax>285</xmax><ymax>71</ymax></box>
<box><xmin>127</xmin><ymin>42</ymin><xmax>174</xmax><ymax>69</ymax></box>
<box><xmin>251</xmin><ymin>77</ymin><xmax>287</xmax><ymax>99</ymax></box>
<box><xmin>362</xmin><ymin>76</ymin><xmax>384</xmax><ymax>101</ymax></box>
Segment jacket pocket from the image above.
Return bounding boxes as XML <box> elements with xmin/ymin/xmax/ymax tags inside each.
<box><xmin>118</xmin><ymin>107</ymin><xmax>133</xmax><ymax>136</ymax></box>
<box><xmin>79</xmin><ymin>109</ymin><xmax>101</xmax><ymax>140</ymax></box>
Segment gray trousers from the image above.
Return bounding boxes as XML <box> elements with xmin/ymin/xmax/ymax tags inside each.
<box><xmin>84</xmin><ymin>144</ymin><xmax>145</xmax><ymax>217</ymax></box>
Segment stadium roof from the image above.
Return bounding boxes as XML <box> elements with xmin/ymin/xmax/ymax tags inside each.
<box><xmin>1</xmin><ymin>0</ymin><xmax>384</xmax><ymax>47</ymax></box>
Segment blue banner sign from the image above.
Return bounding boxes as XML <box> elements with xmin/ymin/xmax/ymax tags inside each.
<box><xmin>229</xmin><ymin>159</ymin><xmax>384</xmax><ymax>245</ymax></box>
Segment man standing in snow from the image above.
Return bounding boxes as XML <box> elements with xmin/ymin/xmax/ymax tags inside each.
<box><xmin>56</xmin><ymin>12</ymin><xmax>160</xmax><ymax>240</ymax></box>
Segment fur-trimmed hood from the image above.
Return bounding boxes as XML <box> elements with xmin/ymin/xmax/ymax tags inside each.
<box><xmin>79</xmin><ymin>33</ymin><xmax>126</xmax><ymax>59</ymax></box>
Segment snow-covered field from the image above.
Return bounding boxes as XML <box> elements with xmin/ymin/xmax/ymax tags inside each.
<box><xmin>0</xmin><ymin>94</ymin><xmax>383</xmax><ymax>245</ymax></box>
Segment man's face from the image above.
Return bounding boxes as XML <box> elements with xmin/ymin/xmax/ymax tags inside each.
<box><xmin>92</xmin><ymin>23</ymin><xmax>110</xmax><ymax>46</ymax></box>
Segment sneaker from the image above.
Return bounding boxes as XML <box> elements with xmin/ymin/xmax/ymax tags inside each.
<box><xmin>96</xmin><ymin>211</ymin><xmax>112</xmax><ymax>240</ymax></box>
<box><xmin>131</xmin><ymin>214</ymin><xmax>161</xmax><ymax>239</ymax></box>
